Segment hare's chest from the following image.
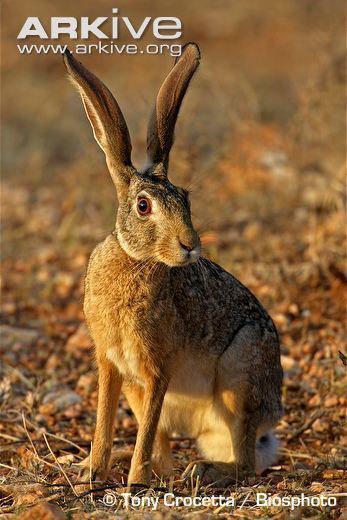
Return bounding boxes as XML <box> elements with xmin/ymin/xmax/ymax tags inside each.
<box><xmin>105</xmin><ymin>307</ymin><xmax>152</xmax><ymax>384</ymax></box>
<box><xmin>106</xmin><ymin>338</ymin><xmax>144</xmax><ymax>384</ymax></box>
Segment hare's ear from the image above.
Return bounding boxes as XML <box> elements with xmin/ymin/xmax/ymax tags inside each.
<box><xmin>63</xmin><ymin>49</ymin><xmax>133</xmax><ymax>197</ymax></box>
<box><xmin>147</xmin><ymin>42</ymin><xmax>200</xmax><ymax>174</ymax></box>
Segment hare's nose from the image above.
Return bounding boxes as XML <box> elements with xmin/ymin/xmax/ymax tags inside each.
<box><xmin>179</xmin><ymin>241</ymin><xmax>193</xmax><ymax>253</ymax></box>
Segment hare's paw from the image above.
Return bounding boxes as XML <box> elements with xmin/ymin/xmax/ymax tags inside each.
<box><xmin>182</xmin><ymin>460</ymin><xmax>252</xmax><ymax>486</ymax></box>
<box><xmin>127</xmin><ymin>461</ymin><xmax>152</xmax><ymax>489</ymax></box>
<box><xmin>182</xmin><ymin>460</ymin><xmax>228</xmax><ymax>486</ymax></box>
<box><xmin>76</xmin><ymin>455</ymin><xmax>109</xmax><ymax>482</ymax></box>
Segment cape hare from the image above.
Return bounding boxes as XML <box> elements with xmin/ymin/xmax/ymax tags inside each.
<box><xmin>63</xmin><ymin>43</ymin><xmax>283</xmax><ymax>488</ymax></box>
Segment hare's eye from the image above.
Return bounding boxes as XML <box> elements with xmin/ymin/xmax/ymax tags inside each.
<box><xmin>137</xmin><ymin>197</ymin><xmax>151</xmax><ymax>216</ymax></box>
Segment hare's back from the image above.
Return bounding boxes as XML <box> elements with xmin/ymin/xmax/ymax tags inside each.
<box><xmin>170</xmin><ymin>258</ymin><xmax>278</xmax><ymax>355</ymax></box>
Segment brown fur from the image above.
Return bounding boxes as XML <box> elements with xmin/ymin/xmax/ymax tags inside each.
<box><xmin>63</xmin><ymin>43</ymin><xmax>283</xmax><ymax>488</ymax></box>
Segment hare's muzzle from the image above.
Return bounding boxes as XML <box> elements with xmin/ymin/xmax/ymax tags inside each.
<box><xmin>177</xmin><ymin>232</ymin><xmax>201</xmax><ymax>265</ymax></box>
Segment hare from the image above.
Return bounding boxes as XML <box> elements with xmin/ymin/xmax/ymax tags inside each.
<box><xmin>63</xmin><ymin>43</ymin><xmax>283</xmax><ymax>488</ymax></box>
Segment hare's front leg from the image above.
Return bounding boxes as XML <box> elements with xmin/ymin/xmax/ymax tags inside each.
<box><xmin>123</xmin><ymin>382</ymin><xmax>173</xmax><ymax>477</ymax></box>
<box><xmin>80</xmin><ymin>356</ymin><xmax>122</xmax><ymax>480</ymax></box>
<box><xmin>127</xmin><ymin>375</ymin><xmax>168</xmax><ymax>487</ymax></box>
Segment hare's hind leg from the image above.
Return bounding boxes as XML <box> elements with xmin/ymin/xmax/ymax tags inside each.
<box><xmin>184</xmin><ymin>324</ymin><xmax>279</xmax><ymax>486</ymax></box>
<box><xmin>153</xmin><ymin>430</ymin><xmax>174</xmax><ymax>478</ymax></box>
<box><xmin>183</xmin><ymin>395</ymin><xmax>258</xmax><ymax>486</ymax></box>
<box><xmin>80</xmin><ymin>357</ymin><xmax>122</xmax><ymax>480</ymax></box>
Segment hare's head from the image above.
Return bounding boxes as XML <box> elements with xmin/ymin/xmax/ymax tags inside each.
<box><xmin>64</xmin><ymin>44</ymin><xmax>201</xmax><ymax>267</ymax></box>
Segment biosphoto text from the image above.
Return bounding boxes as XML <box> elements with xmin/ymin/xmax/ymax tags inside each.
<box><xmin>16</xmin><ymin>8</ymin><xmax>183</xmax><ymax>56</ymax></box>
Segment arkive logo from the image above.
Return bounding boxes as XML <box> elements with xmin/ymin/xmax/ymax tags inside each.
<box><xmin>17</xmin><ymin>8</ymin><xmax>182</xmax><ymax>40</ymax></box>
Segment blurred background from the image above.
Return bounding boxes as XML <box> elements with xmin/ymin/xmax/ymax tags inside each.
<box><xmin>1</xmin><ymin>0</ymin><xmax>346</xmax><ymax>513</ymax></box>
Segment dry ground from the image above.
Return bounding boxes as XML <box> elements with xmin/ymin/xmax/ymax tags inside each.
<box><xmin>1</xmin><ymin>0</ymin><xmax>346</xmax><ymax>518</ymax></box>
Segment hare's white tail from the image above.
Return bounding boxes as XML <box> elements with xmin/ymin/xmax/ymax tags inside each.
<box><xmin>255</xmin><ymin>432</ymin><xmax>279</xmax><ymax>474</ymax></box>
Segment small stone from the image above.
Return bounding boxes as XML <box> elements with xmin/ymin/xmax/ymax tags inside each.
<box><xmin>273</xmin><ymin>313</ymin><xmax>287</xmax><ymax>327</ymax></box>
<box><xmin>38</xmin><ymin>403</ymin><xmax>56</xmax><ymax>416</ymax></box>
<box><xmin>57</xmin><ymin>454</ymin><xmax>74</xmax><ymax>465</ymax></box>
<box><xmin>308</xmin><ymin>394</ymin><xmax>321</xmax><ymax>407</ymax></box>
<box><xmin>35</xmin><ymin>414</ymin><xmax>47</xmax><ymax>424</ymax></box>
<box><xmin>299</xmin><ymin>358</ymin><xmax>308</xmax><ymax>369</ymax></box>
<box><xmin>70</xmin><ymin>253</ymin><xmax>88</xmax><ymax>268</ymax></box>
<box><xmin>308</xmin><ymin>364</ymin><xmax>319</xmax><ymax>376</ymax></box>
<box><xmin>63</xmin><ymin>403</ymin><xmax>82</xmax><ymax>418</ymax></box>
<box><xmin>37</xmin><ymin>268</ymin><xmax>50</xmax><ymax>282</ymax></box>
<box><xmin>54</xmin><ymin>272</ymin><xmax>75</xmax><ymax>298</ymax></box>
<box><xmin>243</xmin><ymin>222</ymin><xmax>262</xmax><ymax>241</ymax></box>
<box><xmin>37</xmin><ymin>246</ymin><xmax>58</xmax><ymax>264</ymax></box>
<box><xmin>1</xmin><ymin>302</ymin><xmax>16</xmax><ymax>314</ymax></box>
<box><xmin>310</xmin><ymin>481</ymin><xmax>325</xmax><ymax>493</ymax></box>
<box><xmin>288</xmin><ymin>303</ymin><xmax>299</xmax><ymax>316</ymax></box>
<box><xmin>41</xmin><ymin>390</ymin><xmax>82</xmax><ymax>413</ymax></box>
<box><xmin>0</xmin><ymin>325</ymin><xmax>40</xmax><ymax>349</ymax></box>
<box><xmin>322</xmin><ymin>469</ymin><xmax>345</xmax><ymax>479</ymax></box>
<box><xmin>65</xmin><ymin>323</ymin><xmax>92</xmax><ymax>352</ymax></box>
<box><xmin>76</xmin><ymin>373</ymin><xmax>96</xmax><ymax>394</ymax></box>
<box><xmin>312</xmin><ymin>418</ymin><xmax>329</xmax><ymax>433</ymax></box>
<box><xmin>20</xmin><ymin>502</ymin><xmax>65</xmax><ymax>520</ymax></box>
<box><xmin>25</xmin><ymin>392</ymin><xmax>35</xmax><ymax>409</ymax></box>
<box><xmin>46</xmin><ymin>354</ymin><xmax>61</xmax><ymax>370</ymax></box>
<box><xmin>302</xmin><ymin>342</ymin><xmax>316</xmax><ymax>355</ymax></box>
<box><xmin>281</xmin><ymin>355</ymin><xmax>297</xmax><ymax>371</ymax></box>
<box><xmin>324</xmin><ymin>395</ymin><xmax>338</xmax><ymax>408</ymax></box>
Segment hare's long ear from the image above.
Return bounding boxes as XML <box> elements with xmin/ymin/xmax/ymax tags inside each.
<box><xmin>63</xmin><ymin>49</ymin><xmax>133</xmax><ymax>197</ymax></box>
<box><xmin>147</xmin><ymin>43</ymin><xmax>200</xmax><ymax>174</ymax></box>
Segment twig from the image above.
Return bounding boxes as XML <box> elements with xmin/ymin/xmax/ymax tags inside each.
<box><xmin>0</xmin><ymin>433</ymin><xmax>21</xmax><ymax>442</ymax></box>
<box><xmin>41</xmin><ymin>481</ymin><xmax>94</xmax><ymax>488</ymax></box>
<box><xmin>0</xmin><ymin>437</ymin><xmax>91</xmax><ymax>449</ymax></box>
<box><xmin>339</xmin><ymin>351</ymin><xmax>347</xmax><ymax>366</ymax></box>
<box><xmin>20</xmin><ymin>417</ymin><xmax>88</xmax><ymax>460</ymax></box>
<box><xmin>22</xmin><ymin>412</ymin><xmax>39</xmax><ymax>459</ymax></box>
<box><xmin>77</xmin><ymin>483</ymin><xmax>121</xmax><ymax>498</ymax></box>
<box><xmin>280</xmin><ymin>448</ymin><xmax>316</xmax><ymax>460</ymax></box>
<box><xmin>0</xmin><ymin>492</ymin><xmax>62</xmax><ymax>514</ymax></box>
<box><xmin>43</xmin><ymin>433</ymin><xmax>78</xmax><ymax>497</ymax></box>
<box><xmin>0</xmin><ymin>463</ymin><xmax>18</xmax><ymax>471</ymax></box>
<box><xmin>20</xmin><ymin>413</ymin><xmax>60</xmax><ymax>471</ymax></box>
<box><xmin>288</xmin><ymin>410</ymin><xmax>324</xmax><ymax>441</ymax></box>
<box><xmin>6</xmin><ymin>367</ymin><xmax>35</xmax><ymax>390</ymax></box>
<box><xmin>76</xmin><ymin>483</ymin><xmax>168</xmax><ymax>499</ymax></box>
<box><xmin>41</xmin><ymin>430</ymin><xmax>88</xmax><ymax>455</ymax></box>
